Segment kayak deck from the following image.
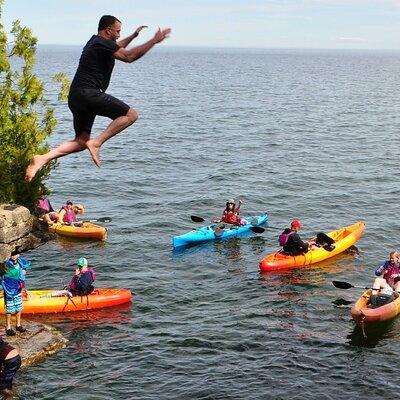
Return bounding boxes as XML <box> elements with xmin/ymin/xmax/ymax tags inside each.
<box><xmin>259</xmin><ymin>221</ymin><xmax>365</xmax><ymax>272</ymax></box>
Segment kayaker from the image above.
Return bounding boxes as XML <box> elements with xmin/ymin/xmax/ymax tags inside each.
<box><xmin>58</xmin><ymin>201</ymin><xmax>85</xmax><ymax>225</ymax></box>
<box><xmin>66</xmin><ymin>257</ymin><xmax>96</xmax><ymax>296</ymax></box>
<box><xmin>213</xmin><ymin>199</ymin><xmax>248</xmax><ymax>226</ymax></box>
<box><xmin>35</xmin><ymin>189</ymin><xmax>59</xmax><ymax>223</ymax></box>
<box><xmin>0</xmin><ymin>337</ymin><xmax>22</xmax><ymax>397</ymax></box>
<box><xmin>372</xmin><ymin>251</ymin><xmax>400</xmax><ymax>295</ymax></box>
<box><xmin>279</xmin><ymin>220</ymin><xmax>335</xmax><ymax>256</ymax></box>
<box><xmin>25</xmin><ymin>15</ymin><xmax>171</xmax><ymax>182</ymax></box>
<box><xmin>1</xmin><ymin>248</ymin><xmax>30</xmax><ymax>336</ymax></box>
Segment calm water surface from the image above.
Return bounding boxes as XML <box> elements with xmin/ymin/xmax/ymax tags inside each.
<box><xmin>14</xmin><ymin>46</ymin><xmax>400</xmax><ymax>399</ymax></box>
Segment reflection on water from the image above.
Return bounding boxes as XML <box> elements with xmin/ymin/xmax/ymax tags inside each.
<box><xmin>26</xmin><ymin>302</ymin><xmax>132</xmax><ymax>332</ymax></box>
<box><xmin>347</xmin><ymin>319</ymin><xmax>397</xmax><ymax>348</ymax></box>
<box><xmin>53</xmin><ymin>237</ymin><xmax>107</xmax><ymax>251</ymax></box>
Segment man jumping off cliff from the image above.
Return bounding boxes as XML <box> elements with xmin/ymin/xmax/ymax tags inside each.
<box><xmin>25</xmin><ymin>15</ymin><xmax>171</xmax><ymax>181</ymax></box>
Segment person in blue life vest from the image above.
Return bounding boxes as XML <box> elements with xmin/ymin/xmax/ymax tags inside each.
<box><xmin>1</xmin><ymin>248</ymin><xmax>30</xmax><ymax>336</ymax></box>
<box><xmin>25</xmin><ymin>15</ymin><xmax>171</xmax><ymax>182</ymax></box>
<box><xmin>66</xmin><ymin>258</ymin><xmax>96</xmax><ymax>296</ymax></box>
<box><xmin>279</xmin><ymin>219</ymin><xmax>335</xmax><ymax>256</ymax></box>
<box><xmin>0</xmin><ymin>337</ymin><xmax>21</xmax><ymax>397</ymax></box>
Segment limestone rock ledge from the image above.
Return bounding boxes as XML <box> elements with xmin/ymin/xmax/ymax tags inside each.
<box><xmin>1</xmin><ymin>322</ymin><xmax>67</xmax><ymax>367</ymax></box>
<box><xmin>0</xmin><ymin>204</ymin><xmax>53</xmax><ymax>261</ymax></box>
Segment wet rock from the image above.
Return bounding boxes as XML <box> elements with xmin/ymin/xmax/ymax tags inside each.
<box><xmin>0</xmin><ymin>322</ymin><xmax>67</xmax><ymax>367</ymax></box>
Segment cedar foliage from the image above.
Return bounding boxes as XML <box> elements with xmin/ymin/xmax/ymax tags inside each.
<box><xmin>0</xmin><ymin>0</ymin><xmax>65</xmax><ymax>210</ymax></box>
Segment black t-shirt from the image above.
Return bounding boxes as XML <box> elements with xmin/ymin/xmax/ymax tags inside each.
<box><xmin>282</xmin><ymin>232</ymin><xmax>309</xmax><ymax>255</ymax></box>
<box><xmin>70</xmin><ymin>35</ymin><xmax>120</xmax><ymax>92</ymax></box>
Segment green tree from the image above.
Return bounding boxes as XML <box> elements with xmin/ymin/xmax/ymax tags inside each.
<box><xmin>0</xmin><ymin>0</ymin><xmax>65</xmax><ymax>210</ymax></box>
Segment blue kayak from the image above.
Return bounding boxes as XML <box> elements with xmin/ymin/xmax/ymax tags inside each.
<box><xmin>172</xmin><ymin>213</ymin><xmax>268</xmax><ymax>248</ymax></box>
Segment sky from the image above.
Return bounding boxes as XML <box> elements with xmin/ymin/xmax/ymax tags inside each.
<box><xmin>2</xmin><ymin>0</ymin><xmax>400</xmax><ymax>50</ymax></box>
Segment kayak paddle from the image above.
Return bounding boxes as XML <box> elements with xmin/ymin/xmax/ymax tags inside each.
<box><xmin>81</xmin><ymin>217</ymin><xmax>112</xmax><ymax>223</ymax></box>
<box><xmin>249</xmin><ymin>226</ymin><xmax>265</xmax><ymax>234</ymax></box>
<box><xmin>191</xmin><ymin>215</ymin><xmax>205</xmax><ymax>223</ymax></box>
<box><xmin>332</xmin><ymin>281</ymin><xmax>370</xmax><ymax>290</ymax></box>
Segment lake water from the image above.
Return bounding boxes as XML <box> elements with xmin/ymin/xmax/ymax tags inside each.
<box><xmin>15</xmin><ymin>45</ymin><xmax>400</xmax><ymax>399</ymax></box>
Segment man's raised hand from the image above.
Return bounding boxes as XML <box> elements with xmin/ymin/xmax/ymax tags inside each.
<box><xmin>134</xmin><ymin>25</ymin><xmax>148</xmax><ymax>36</ymax></box>
<box><xmin>153</xmin><ymin>27</ymin><xmax>171</xmax><ymax>43</ymax></box>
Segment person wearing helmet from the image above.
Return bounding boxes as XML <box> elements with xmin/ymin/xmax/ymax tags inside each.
<box><xmin>66</xmin><ymin>257</ymin><xmax>96</xmax><ymax>296</ymax></box>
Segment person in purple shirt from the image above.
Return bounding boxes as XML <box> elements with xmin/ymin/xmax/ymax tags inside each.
<box><xmin>26</xmin><ymin>15</ymin><xmax>171</xmax><ymax>181</ymax></box>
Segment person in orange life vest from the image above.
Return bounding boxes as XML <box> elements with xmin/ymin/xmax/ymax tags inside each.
<box><xmin>58</xmin><ymin>201</ymin><xmax>85</xmax><ymax>225</ymax></box>
<box><xmin>213</xmin><ymin>199</ymin><xmax>248</xmax><ymax>226</ymax></box>
<box><xmin>372</xmin><ymin>251</ymin><xmax>400</xmax><ymax>295</ymax></box>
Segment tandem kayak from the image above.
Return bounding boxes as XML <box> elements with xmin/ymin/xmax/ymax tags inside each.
<box><xmin>0</xmin><ymin>288</ymin><xmax>132</xmax><ymax>314</ymax></box>
<box><xmin>259</xmin><ymin>221</ymin><xmax>365</xmax><ymax>272</ymax></box>
<box><xmin>172</xmin><ymin>212</ymin><xmax>269</xmax><ymax>248</ymax></box>
<box><xmin>48</xmin><ymin>221</ymin><xmax>107</xmax><ymax>241</ymax></box>
<box><xmin>351</xmin><ymin>290</ymin><xmax>400</xmax><ymax>325</ymax></box>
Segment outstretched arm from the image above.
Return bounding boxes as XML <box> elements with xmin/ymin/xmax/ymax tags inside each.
<box><xmin>114</xmin><ymin>27</ymin><xmax>171</xmax><ymax>63</ymax></box>
<box><xmin>118</xmin><ymin>25</ymin><xmax>148</xmax><ymax>48</ymax></box>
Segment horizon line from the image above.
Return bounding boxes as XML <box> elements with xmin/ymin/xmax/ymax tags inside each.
<box><xmin>36</xmin><ymin>43</ymin><xmax>400</xmax><ymax>52</ymax></box>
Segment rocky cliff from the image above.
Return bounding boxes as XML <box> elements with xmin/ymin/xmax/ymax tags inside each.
<box><xmin>0</xmin><ymin>204</ymin><xmax>52</xmax><ymax>261</ymax></box>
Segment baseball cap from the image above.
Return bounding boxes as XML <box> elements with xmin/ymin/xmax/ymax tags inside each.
<box><xmin>77</xmin><ymin>257</ymin><xmax>88</xmax><ymax>267</ymax></box>
<box><xmin>291</xmin><ymin>219</ymin><xmax>302</xmax><ymax>228</ymax></box>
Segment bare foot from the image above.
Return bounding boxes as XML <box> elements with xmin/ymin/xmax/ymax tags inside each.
<box><xmin>25</xmin><ymin>155</ymin><xmax>47</xmax><ymax>182</ymax></box>
<box><xmin>86</xmin><ymin>140</ymin><xmax>101</xmax><ymax>167</ymax></box>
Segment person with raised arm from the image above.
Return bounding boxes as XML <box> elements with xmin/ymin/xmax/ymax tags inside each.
<box><xmin>26</xmin><ymin>15</ymin><xmax>171</xmax><ymax>181</ymax></box>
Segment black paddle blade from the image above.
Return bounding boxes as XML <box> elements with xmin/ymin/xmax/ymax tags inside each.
<box><xmin>250</xmin><ymin>226</ymin><xmax>265</xmax><ymax>234</ymax></box>
<box><xmin>191</xmin><ymin>215</ymin><xmax>205</xmax><ymax>223</ymax></box>
<box><xmin>332</xmin><ymin>280</ymin><xmax>353</xmax><ymax>289</ymax></box>
<box><xmin>97</xmin><ymin>217</ymin><xmax>112</xmax><ymax>223</ymax></box>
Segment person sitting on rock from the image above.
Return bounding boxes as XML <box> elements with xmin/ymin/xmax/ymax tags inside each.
<box><xmin>1</xmin><ymin>248</ymin><xmax>30</xmax><ymax>336</ymax></box>
<box><xmin>35</xmin><ymin>193</ymin><xmax>59</xmax><ymax>223</ymax></box>
<box><xmin>66</xmin><ymin>257</ymin><xmax>96</xmax><ymax>296</ymax></box>
<box><xmin>0</xmin><ymin>337</ymin><xmax>21</xmax><ymax>397</ymax></box>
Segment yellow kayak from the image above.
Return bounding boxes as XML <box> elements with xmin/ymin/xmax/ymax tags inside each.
<box><xmin>259</xmin><ymin>221</ymin><xmax>365</xmax><ymax>272</ymax></box>
<box><xmin>48</xmin><ymin>222</ymin><xmax>107</xmax><ymax>241</ymax></box>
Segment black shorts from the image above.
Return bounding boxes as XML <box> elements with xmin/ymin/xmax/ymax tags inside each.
<box><xmin>68</xmin><ymin>89</ymin><xmax>130</xmax><ymax>136</ymax></box>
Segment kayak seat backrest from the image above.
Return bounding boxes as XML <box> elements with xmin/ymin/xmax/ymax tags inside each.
<box><xmin>369</xmin><ymin>293</ymin><xmax>395</xmax><ymax>308</ymax></box>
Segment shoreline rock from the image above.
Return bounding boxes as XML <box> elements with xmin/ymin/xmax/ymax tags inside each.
<box><xmin>2</xmin><ymin>322</ymin><xmax>67</xmax><ymax>368</ymax></box>
<box><xmin>0</xmin><ymin>204</ymin><xmax>53</xmax><ymax>261</ymax></box>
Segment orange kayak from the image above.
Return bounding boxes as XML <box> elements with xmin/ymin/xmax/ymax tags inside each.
<box><xmin>0</xmin><ymin>288</ymin><xmax>132</xmax><ymax>314</ymax></box>
<box><xmin>259</xmin><ymin>221</ymin><xmax>365</xmax><ymax>272</ymax></box>
<box><xmin>351</xmin><ymin>290</ymin><xmax>400</xmax><ymax>325</ymax></box>
<box><xmin>48</xmin><ymin>221</ymin><xmax>107</xmax><ymax>241</ymax></box>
